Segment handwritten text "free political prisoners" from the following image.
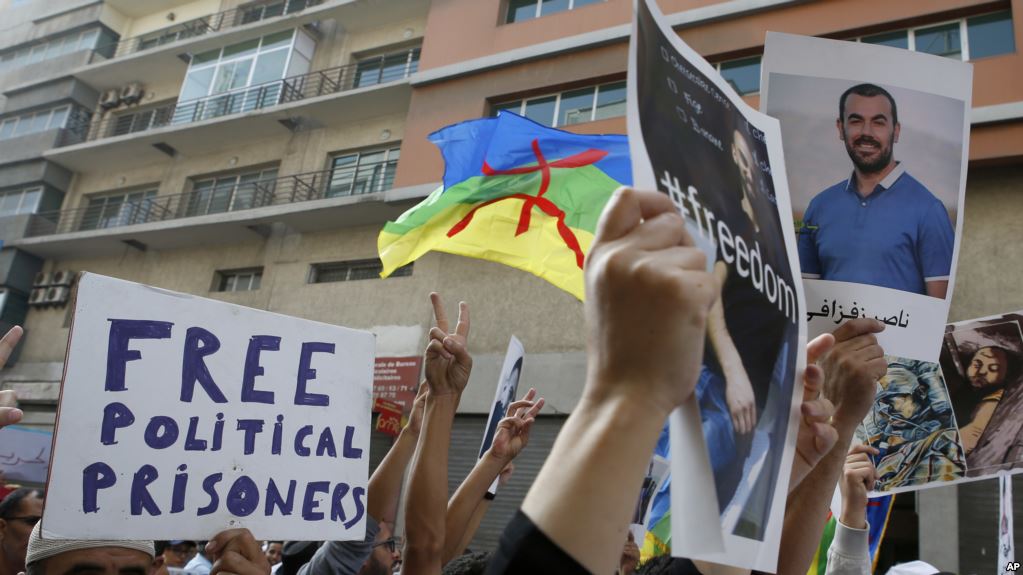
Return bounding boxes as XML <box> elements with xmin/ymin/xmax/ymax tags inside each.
<box><xmin>82</xmin><ymin>319</ymin><xmax>366</xmax><ymax>527</ymax></box>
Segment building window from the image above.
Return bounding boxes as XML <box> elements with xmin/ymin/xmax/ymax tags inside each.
<box><xmin>354</xmin><ymin>47</ymin><xmax>421</xmax><ymax>88</ymax></box>
<box><xmin>856</xmin><ymin>11</ymin><xmax>1015</xmax><ymax>61</ymax></box>
<box><xmin>0</xmin><ymin>28</ymin><xmax>101</xmax><ymax>73</ymax></box>
<box><xmin>717</xmin><ymin>56</ymin><xmax>761</xmax><ymax>96</ymax></box>
<box><xmin>79</xmin><ymin>187</ymin><xmax>159</xmax><ymax>231</ymax></box>
<box><xmin>309</xmin><ymin>259</ymin><xmax>412</xmax><ymax>283</ymax></box>
<box><xmin>0</xmin><ymin>187</ymin><xmax>42</xmax><ymax>217</ymax></box>
<box><xmin>215</xmin><ymin>268</ymin><xmax>263</xmax><ymax>292</ymax></box>
<box><xmin>174</xmin><ymin>29</ymin><xmax>315</xmax><ymax>123</ymax></box>
<box><xmin>862</xmin><ymin>30</ymin><xmax>909</xmax><ymax>49</ymax></box>
<box><xmin>239</xmin><ymin>0</ymin><xmax>315</xmax><ymax>25</ymax></box>
<box><xmin>506</xmin><ymin>0</ymin><xmax>604</xmax><ymax>24</ymax></box>
<box><xmin>186</xmin><ymin>166</ymin><xmax>279</xmax><ymax>217</ymax></box>
<box><xmin>967</xmin><ymin>11</ymin><xmax>1016</xmax><ymax>60</ymax></box>
<box><xmin>493</xmin><ymin>80</ymin><xmax>626</xmax><ymax>127</ymax></box>
<box><xmin>111</xmin><ymin>106</ymin><xmax>174</xmax><ymax>137</ymax></box>
<box><xmin>915</xmin><ymin>22</ymin><xmax>961</xmax><ymax>59</ymax></box>
<box><xmin>327</xmin><ymin>147</ymin><xmax>400</xmax><ymax>197</ymax></box>
<box><xmin>0</xmin><ymin>105</ymin><xmax>73</xmax><ymax>141</ymax></box>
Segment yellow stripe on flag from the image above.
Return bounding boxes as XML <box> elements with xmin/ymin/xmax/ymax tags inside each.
<box><xmin>378</xmin><ymin>197</ymin><xmax>593</xmax><ymax>300</ymax></box>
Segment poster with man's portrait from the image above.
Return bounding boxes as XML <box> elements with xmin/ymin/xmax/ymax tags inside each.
<box><xmin>762</xmin><ymin>33</ymin><xmax>972</xmax><ymax>494</ymax></box>
<box><xmin>629</xmin><ymin>1</ymin><xmax>805</xmax><ymax>569</ymax></box>
<box><xmin>478</xmin><ymin>336</ymin><xmax>524</xmax><ymax>495</ymax></box>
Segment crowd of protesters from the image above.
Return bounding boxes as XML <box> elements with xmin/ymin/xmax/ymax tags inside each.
<box><xmin>0</xmin><ymin>189</ymin><xmax>946</xmax><ymax>574</ymax></box>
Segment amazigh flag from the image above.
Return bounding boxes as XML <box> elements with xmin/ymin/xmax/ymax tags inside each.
<box><xmin>806</xmin><ymin>495</ymin><xmax>894</xmax><ymax>575</ymax></box>
<box><xmin>377</xmin><ymin>112</ymin><xmax>631</xmax><ymax>300</ymax></box>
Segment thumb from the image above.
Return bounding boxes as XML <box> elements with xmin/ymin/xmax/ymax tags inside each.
<box><xmin>806</xmin><ymin>333</ymin><xmax>835</xmax><ymax>365</ymax></box>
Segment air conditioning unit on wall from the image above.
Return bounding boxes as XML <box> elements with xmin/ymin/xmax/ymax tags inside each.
<box><xmin>43</xmin><ymin>286</ymin><xmax>69</xmax><ymax>305</ymax></box>
<box><xmin>33</xmin><ymin>271</ymin><xmax>52</xmax><ymax>287</ymax></box>
<box><xmin>51</xmin><ymin>270</ymin><xmax>75</xmax><ymax>287</ymax></box>
<box><xmin>28</xmin><ymin>288</ymin><xmax>47</xmax><ymax>306</ymax></box>
<box><xmin>121</xmin><ymin>82</ymin><xmax>144</xmax><ymax>106</ymax></box>
<box><xmin>100</xmin><ymin>88</ymin><xmax>121</xmax><ymax>110</ymax></box>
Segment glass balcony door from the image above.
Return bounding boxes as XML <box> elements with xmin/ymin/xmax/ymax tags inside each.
<box><xmin>79</xmin><ymin>189</ymin><xmax>158</xmax><ymax>231</ymax></box>
<box><xmin>186</xmin><ymin>168</ymin><xmax>279</xmax><ymax>217</ymax></box>
<box><xmin>327</xmin><ymin>147</ymin><xmax>399</xmax><ymax>197</ymax></box>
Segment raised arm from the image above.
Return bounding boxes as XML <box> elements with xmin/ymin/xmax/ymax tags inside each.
<box><xmin>401</xmin><ymin>294</ymin><xmax>471</xmax><ymax>575</ymax></box>
<box><xmin>506</xmin><ymin>188</ymin><xmax>719</xmax><ymax>573</ymax></box>
<box><xmin>777</xmin><ymin>318</ymin><xmax>886</xmax><ymax>575</ymax></box>
<box><xmin>367</xmin><ymin>381</ymin><xmax>427</xmax><ymax>524</ymax></box>
<box><xmin>0</xmin><ymin>326</ymin><xmax>24</xmax><ymax>429</ymax></box>
<box><xmin>443</xmin><ymin>391</ymin><xmax>543</xmax><ymax>563</ymax></box>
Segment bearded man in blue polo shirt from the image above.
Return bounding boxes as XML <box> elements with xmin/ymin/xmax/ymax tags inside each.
<box><xmin>798</xmin><ymin>83</ymin><xmax>954</xmax><ymax>298</ymax></box>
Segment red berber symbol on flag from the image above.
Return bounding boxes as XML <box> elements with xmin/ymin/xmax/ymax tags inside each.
<box><xmin>446</xmin><ymin>139</ymin><xmax>608</xmax><ymax>269</ymax></box>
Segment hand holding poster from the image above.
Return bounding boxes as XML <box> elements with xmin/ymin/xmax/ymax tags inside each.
<box><xmin>43</xmin><ymin>273</ymin><xmax>375</xmax><ymax>540</ymax></box>
<box><xmin>478</xmin><ymin>336</ymin><xmax>525</xmax><ymax>495</ymax></box>
<box><xmin>762</xmin><ymin>32</ymin><xmax>972</xmax><ymax>494</ymax></box>
<box><xmin>628</xmin><ymin>0</ymin><xmax>806</xmax><ymax>569</ymax></box>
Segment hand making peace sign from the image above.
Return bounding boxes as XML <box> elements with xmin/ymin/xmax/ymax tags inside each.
<box><xmin>424</xmin><ymin>292</ymin><xmax>472</xmax><ymax>397</ymax></box>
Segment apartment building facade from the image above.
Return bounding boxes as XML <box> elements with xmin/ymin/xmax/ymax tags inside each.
<box><xmin>0</xmin><ymin>0</ymin><xmax>1020</xmax><ymax>569</ymax></box>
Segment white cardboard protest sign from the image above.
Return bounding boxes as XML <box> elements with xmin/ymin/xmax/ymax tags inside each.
<box><xmin>0</xmin><ymin>426</ymin><xmax>52</xmax><ymax>484</ymax></box>
<box><xmin>42</xmin><ymin>273</ymin><xmax>375</xmax><ymax>540</ymax></box>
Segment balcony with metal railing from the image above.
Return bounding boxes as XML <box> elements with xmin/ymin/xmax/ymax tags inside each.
<box><xmin>91</xmin><ymin>0</ymin><xmax>325</xmax><ymax>63</ymax></box>
<box><xmin>66</xmin><ymin>0</ymin><xmax>431</xmax><ymax>95</ymax></box>
<box><xmin>68</xmin><ymin>48</ymin><xmax>419</xmax><ymax>143</ymax></box>
<box><xmin>12</xmin><ymin>162</ymin><xmax>435</xmax><ymax>259</ymax></box>
<box><xmin>45</xmin><ymin>49</ymin><xmax>418</xmax><ymax>173</ymax></box>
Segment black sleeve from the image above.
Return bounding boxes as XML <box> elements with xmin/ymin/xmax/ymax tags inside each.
<box><xmin>486</xmin><ymin>510</ymin><xmax>591</xmax><ymax>574</ymax></box>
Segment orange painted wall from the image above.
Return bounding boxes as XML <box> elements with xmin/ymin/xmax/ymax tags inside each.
<box><xmin>396</xmin><ymin>0</ymin><xmax>1023</xmax><ymax>187</ymax></box>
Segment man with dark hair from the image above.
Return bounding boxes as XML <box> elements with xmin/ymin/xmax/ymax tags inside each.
<box><xmin>0</xmin><ymin>487</ymin><xmax>43</xmax><ymax>575</ymax></box>
<box><xmin>798</xmin><ymin>82</ymin><xmax>954</xmax><ymax>298</ymax></box>
<box><xmin>441</xmin><ymin>552</ymin><xmax>490</xmax><ymax>575</ymax></box>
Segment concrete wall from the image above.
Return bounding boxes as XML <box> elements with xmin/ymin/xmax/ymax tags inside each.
<box><xmin>948</xmin><ymin>164</ymin><xmax>1023</xmax><ymax>322</ymax></box>
<box><xmin>120</xmin><ymin>0</ymin><xmax>221</xmax><ymax>39</ymax></box>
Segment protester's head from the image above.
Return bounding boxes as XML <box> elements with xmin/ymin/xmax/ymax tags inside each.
<box><xmin>160</xmin><ymin>540</ymin><xmax>196</xmax><ymax>568</ymax></box>
<box><xmin>263</xmin><ymin>541</ymin><xmax>283</xmax><ymax>566</ymax></box>
<box><xmin>24</xmin><ymin>522</ymin><xmax>154</xmax><ymax>575</ymax></box>
<box><xmin>358</xmin><ymin>522</ymin><xmax>399</xmax><ymax>575</ymax></box>
<box><xmin>730</xmin><ymin>129</ymin><xmax>757</xmax><ymax>203</ymax></box>
<box><xmin>0</xmin><ymin>487</ymin><xmax>44</xmax><ymax>573</ymax></box>
<box><xmin>440</xmin><ymin>551</ymin><xmax>490</xmax><ymax>575</ymax></box>
<box><xmin>837</xmin><ymin>83</ymin><xmax>900</xmax><ymax>174</ymax></box>
<box><xmin>277</xmin><ymin>541</ymin><xmax>321</xmax><ymax>575</ymax></box>
<box><xmin>967</xmin><ymin>346</ymin><xmax>1014</xmax><ymax>390</ymax></box>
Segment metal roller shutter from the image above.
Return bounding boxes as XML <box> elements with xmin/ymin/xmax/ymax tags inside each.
<box><xmin>958</xmin><ymin>478</ymin><xmax>999</xmax><ymax>574</ymax></box>
<box><xmin>446</xmin><ymin>414</ymin><xmax>566</xmax><ymax>553</ymax></box>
